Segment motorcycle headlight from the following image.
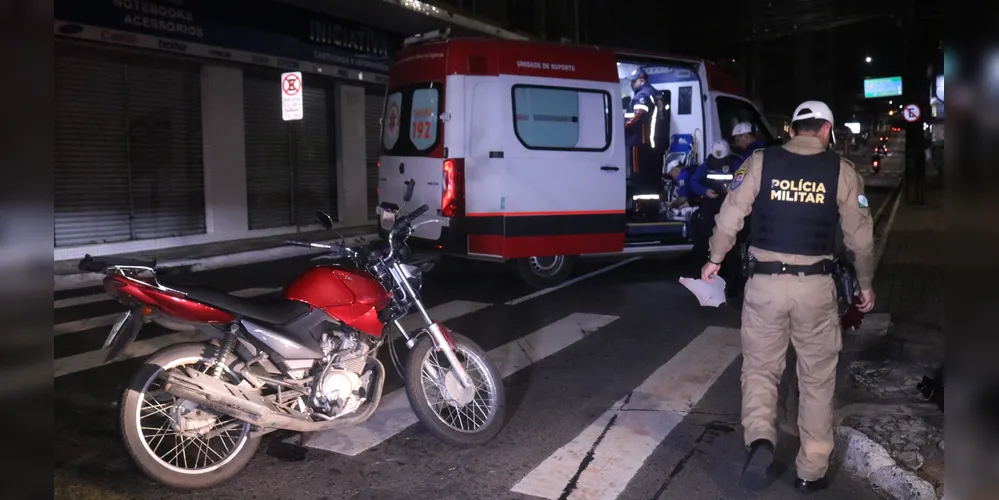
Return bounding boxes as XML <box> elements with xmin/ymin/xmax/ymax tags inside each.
<box><xmin>401</xmin><ymin>263</ymin><xmax>423</xmax><ymax>292</ymax></box>
<box><xmin>409</xmin><ymin>274</ymin><xmax>423</xmax><ymax>292</ymax></box>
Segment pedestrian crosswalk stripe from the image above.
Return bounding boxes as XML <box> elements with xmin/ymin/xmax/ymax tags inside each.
<box><xmin>510</xmin><ymin>326</ymin><xmax>741</xmax><ymax>500</ymax></box>
<box><xmin>298</xmin><ymin>313</ymin><xmax>620</xmax><ymax>456</ymax></box>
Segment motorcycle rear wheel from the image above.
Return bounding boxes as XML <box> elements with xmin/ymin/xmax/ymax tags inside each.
<box><xmin>404</xmin><ymin>333</ymin><xmax>506</xmax><ymax>447</ymax></box>
<box><xmin>119</xmin><ymin>343</ymin><xmax>261</xmax><ymax>489</ymax></box>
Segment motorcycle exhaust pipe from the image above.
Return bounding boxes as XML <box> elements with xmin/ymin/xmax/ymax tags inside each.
<box><xmin>160</xmin><ymin>359</ymin><xmax>386</xmax><ymax>433</ymax></box>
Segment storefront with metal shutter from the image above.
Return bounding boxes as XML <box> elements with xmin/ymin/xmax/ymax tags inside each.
<box><xmin>54</xmin><ymin>42</ymin><xmax>206</xmax><ymax>248</ymax></box>
<box><xmin>243</xmin><ymin>68</ymin><xmax>337</xmax><ymax>230</ymax></box>
<box><xmin>364</xmin><ymin>85</ymin><xmax>386</xmax><ymax>219</ymax></box>
<box><xmin>54</xmin><ymin>0</ymin><xmax>513</xmax><ymax>261</ymax></box>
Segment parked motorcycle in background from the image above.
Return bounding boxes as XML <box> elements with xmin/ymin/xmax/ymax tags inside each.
<box><xmin>80</xmin><ymin>181</ymin><xmax>506</xmax><ymax>489</ymax></box>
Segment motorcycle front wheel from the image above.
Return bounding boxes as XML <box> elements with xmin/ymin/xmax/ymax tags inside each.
<box><xmin>404</xmin><ymin>333</ymin><xmax>506</xmax><ymax>447</ymax></box>
<box><xmin>119</xmin><ymin>343</ymin><xmax>261</xmax><ymax>489</ymax></box>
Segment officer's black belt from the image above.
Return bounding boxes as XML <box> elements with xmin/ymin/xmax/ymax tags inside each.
<box><xmin>751</xmin><ymin>259</ymin><xmax>835</xmax><ymax>276</ymax></box>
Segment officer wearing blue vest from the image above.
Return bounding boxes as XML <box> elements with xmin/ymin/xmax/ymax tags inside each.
<box><xmin>702</xmin><ymin>101</ymin><xmax>876</xmax><ymax>493</ymax></box>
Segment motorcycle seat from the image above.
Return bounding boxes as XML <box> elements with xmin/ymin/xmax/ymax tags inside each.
<box><xmin>164</xmin><ymin>282</ymin><xmax>311</xmax><ymax>325</ymax></box>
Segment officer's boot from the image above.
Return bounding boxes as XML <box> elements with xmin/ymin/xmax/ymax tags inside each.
<box><xmin>793</xmin><ymin>477</ymin><xmax>830</xmax><ymax>493</ymax></box>
<box><xmin>740</xmin><ymin>438</ymin><xmax>775</xmax><ymax>490</ymax></box>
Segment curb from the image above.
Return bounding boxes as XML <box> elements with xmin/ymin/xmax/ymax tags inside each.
<box><xmin>834</xmin><ymin>426</ymin><xmax>938</xmax><ymax>500</ymax></box>
<box><xmin>53</xmin><ymin>233</ymin><xmax>380</xmax><ymax>292</ymax></box>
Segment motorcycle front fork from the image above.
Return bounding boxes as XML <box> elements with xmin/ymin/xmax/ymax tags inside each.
<box><xmin>391</xmin><ymin>268</ymin><xmax>474</xmax><ymax>390</ymax></box>
<box><xmin>392</xmin><ymin>315</ymin><xmax>474</xmax><ymax>390</ymax></box>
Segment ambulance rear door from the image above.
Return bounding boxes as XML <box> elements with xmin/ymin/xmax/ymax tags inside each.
<box><xmin>377</xmin><ymin>45</ymin><xmax>448</xmax><ymax>241</ymax></box>
<box><xmin>464</xmin><ymin>46</ymin><xmax>626</xmax><ymax>259</ymax></box>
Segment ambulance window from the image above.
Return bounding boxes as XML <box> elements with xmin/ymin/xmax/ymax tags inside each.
<box><xmin>409</xmin><ymin>88</ymin><xmax>439</xmax><ymax>151</ymax></box>
<box><xmin>382</xmin><ymin>91</ymin><xmax>402</xmax><ymax>151</ymax></box>
<box><xmin>715</xmin><ymin>96</ymin><xmax>775</xmax><ymax>146</ymax></box>
<box><xmin>381</xmin><ymin>81</ymin><xmax>444</xmax><ymax>156</ymax></box>
<box><xmin>677</xmin><ymin>86</ymin><xmax>693</xmax><ymax>115</ymax></box>
<box><xmin>512</xmin><ymin>85</ymin><xmax>611</xmax><ymax>151</ymax></box>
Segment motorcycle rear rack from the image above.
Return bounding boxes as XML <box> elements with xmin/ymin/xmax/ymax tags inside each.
<box><xmin>110</xmin><ymin>265</ymin><xmax>185</xmax><ymax>297</ymax></box>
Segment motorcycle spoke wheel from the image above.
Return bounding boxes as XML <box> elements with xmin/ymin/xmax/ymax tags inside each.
<box><xmin>135</xmin><ymin>357</ymin><xmax>252</xmax><ymax>475</ymax></box>
<box><xmin>418</xmin><ymin>344</ymin><xmax>500</xmax><ymax>433</ymax></box>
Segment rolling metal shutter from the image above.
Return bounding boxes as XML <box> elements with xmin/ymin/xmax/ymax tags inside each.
<box><xmin>294</xmin><ymin>85</ymin><xmax>336</xmax><ymax>224</ymax></box>
<box><xmin>54</xmin><ymin>44</ymin><xmax>205</xmax><ymax>247</ymax></box>
<box><xmin>127</xmin><ymin>56</ymin><xmax>206</xmax><ymax>240</ymax></box>
<box><xmin>243</xmin><ymin>70</ymin><xmax>336</xmax><ymax>229</ymax></box>
<box><xmin>365</xmin><ymin>87</ymin><xmax>386</xmax><ymax>219</ymax></box>
<box><xmin>243</xmin><ymin>72</ymin><xmax>293</xmax><ymax>230</ymax></box>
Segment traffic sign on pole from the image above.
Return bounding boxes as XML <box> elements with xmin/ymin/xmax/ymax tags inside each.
<box><xmin>282</xmin><ymin>72</ymin><xmax>303</xmax><ymax>121</ymax></box>
<box><xmin>902</xmin><ymin>103</ymin><xmax>921</xmax><ymax>123</ymax></box>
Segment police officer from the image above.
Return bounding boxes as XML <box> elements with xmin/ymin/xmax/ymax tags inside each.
<box><xmin>701</xmin><ymin>101</ymin><xmax>876</xmax><ymax>492</ymax></box>
<box><xmin>731</xmin><ymin>121</ymin><xmax>767</xmax><ymax>164</ymax></box>
<box><xmin>625</xmin><ymin>68</ymin><xmax>659</xmax><ymax>195</ymax></box>
<box><xmin>689</xmin><ymin>140</ymin><xmax>738</xmax><ymax>277</ymax></box>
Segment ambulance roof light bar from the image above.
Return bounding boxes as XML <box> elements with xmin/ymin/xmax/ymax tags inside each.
<box><xmin>403</xmin><ymin>28</ymin><xmax>451</xmax><ymax>48</ymax></box>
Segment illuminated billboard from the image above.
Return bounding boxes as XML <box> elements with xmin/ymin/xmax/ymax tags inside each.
<box><xmin>930</xmin><ymin>74</ymin><xmax>944</xmax><ymax>118</ymax></box>
<box><xmin>863</xmin><ymin>76</ymin><xmax>903</xmax><ymax>98</ymax></box>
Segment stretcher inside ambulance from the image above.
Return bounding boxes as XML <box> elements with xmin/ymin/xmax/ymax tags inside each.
<box><xmin>376</xmin><ymin>33</ymin><xmax>776</xmax><ymax>288</ymax></box>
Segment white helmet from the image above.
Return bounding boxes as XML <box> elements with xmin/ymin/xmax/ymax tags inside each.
<box><xmin>710</xmin><ymin>140</ymin><xmax>731</xmax><ymax>160</ymax></box>
<box><xmin>792</xmin><ymin>100</ymin><xmax>835</xmax><ymax>127</ymax></box>
<box><xmin>792</xmin><ymin>100</ymin><xmax>835</xmax><ymax>143</ymax></box>
<box><xmin>731</xmin><ymin>122</ymin><xmax>753</xmax><ymax>136</ymax></box>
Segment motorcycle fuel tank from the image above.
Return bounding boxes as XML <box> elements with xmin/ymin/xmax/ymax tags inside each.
<box><xmin>283</xmin><ymin>266</ymin><xmax>391</xmax><ymax>337</ymax></box>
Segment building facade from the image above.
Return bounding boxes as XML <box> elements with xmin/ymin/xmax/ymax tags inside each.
<box><xmin>52</xmin><ymin>0</ymin><xmax>523</xmax><ymax>261</ymax></box>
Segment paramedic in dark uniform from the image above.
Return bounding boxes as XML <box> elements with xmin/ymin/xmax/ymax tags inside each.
<box><xmin>701</xmin><ymin>101</ymin><xmax>876</xmax><ymax>493</ymax></box>
<box><xmin>625</xmin><ymin>68</ymin><xmax>659</xmax><ymax>195</ymax></box>
<box><xmin>665</xmin><ymin>163</ymin><xmax>697</xmax><ymax>209</ymax></box>
<box><xmin>689</xmin><ymin>140</ymin><xmax>740</xmax><ymax>286</ymax></box>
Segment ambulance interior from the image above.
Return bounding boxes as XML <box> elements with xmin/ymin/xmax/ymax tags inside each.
<box><xmin>617</xmin><ymin>61</ymin><xmax>705</xmax><ymax>173</ymax></box>
<box><xmin>617</xmin><ymin>61</ymin><xmax>705</xmax><ymax>223</ymax></box>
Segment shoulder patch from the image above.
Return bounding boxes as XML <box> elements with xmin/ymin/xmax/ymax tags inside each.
<box><xmin>858</xmin><ymin>194</ymin><xmax>869</xmax><ymax>208</ymax></box>
<box><xmin>729</xmin><ymin>166</ymin><xmax>748</xmax><ymax>190</ymax></box>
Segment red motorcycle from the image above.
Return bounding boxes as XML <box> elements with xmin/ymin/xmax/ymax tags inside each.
<box><xmin>80</xmin><ymin>185</ymin><xmax>505</xmax><ymax>489</ymax></box>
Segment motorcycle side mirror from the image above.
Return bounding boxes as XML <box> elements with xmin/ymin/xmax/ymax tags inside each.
<box><xmin>315</xmin><ymin>211</ymin><xmax>335</xmax><ymax>229</ymax></box>
<box><xmin>403</xmin><ymin>179</ymin><xmax>415</xmax><ymax>202</ymax></box>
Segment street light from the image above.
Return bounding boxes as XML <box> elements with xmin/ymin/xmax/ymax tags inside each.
<box><xmin>865</xmin><ymin>56</ymin><xmax>872</xmax><ymax>63</ymax></box>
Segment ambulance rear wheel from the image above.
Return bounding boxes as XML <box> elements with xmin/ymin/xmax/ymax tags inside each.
<box><xmin>513</xmin><ymin>256</ymin><xmax>575</xmax><ymax>288</ymax></box>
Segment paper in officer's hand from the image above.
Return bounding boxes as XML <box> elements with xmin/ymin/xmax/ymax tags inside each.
<box><xmin>678</xmin><ymin>276</ymin><xmax>727</xmax><ymax>307</ymax></box>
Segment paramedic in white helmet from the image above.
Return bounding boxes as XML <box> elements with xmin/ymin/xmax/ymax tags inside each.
<box><xmin>687</xmin><ymin>140</ymin><xmax>741</xmax><ymax>290</ymax></box>
<box><xmin>731</xmin><ymin>121</ymin><xmax>767</xmax><ymax>167</ymax></box>
<box><xmin>701</xmin><ymin>99</ymin><xmax>875</xmax><ymax>493</ymax></box>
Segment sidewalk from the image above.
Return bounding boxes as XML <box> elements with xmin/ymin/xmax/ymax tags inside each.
<box><xmin>54</xmin><ymin>224</ymin><xmax>378</xmax><ymax>291</ymax></box>
<box><xmin>834</xmin><ymin>174</ymin><xmax>946</xmax><ymax>499</ymax></box>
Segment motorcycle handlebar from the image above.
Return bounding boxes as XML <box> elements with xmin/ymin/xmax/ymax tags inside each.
<box><xmin>285</xmin><ymin>240</ymin><xmax>333</xmax><ymax>249</ymax></box>
<box><xmin>405</xmin><ymin>204</ymin><xmax>430</xmax><ymax>222</ymax></box>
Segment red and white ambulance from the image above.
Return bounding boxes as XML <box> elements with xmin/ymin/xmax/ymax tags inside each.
<box><xmin>376</xmin><ymin>31</ymin><xmax>777</xmax><ymax>287</ymax></box>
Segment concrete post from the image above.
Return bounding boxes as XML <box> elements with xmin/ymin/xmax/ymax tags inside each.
<box><xmin>334</xmin><ymin>84</ymin><xmax>371</xmax><ymax>226</ymax></box>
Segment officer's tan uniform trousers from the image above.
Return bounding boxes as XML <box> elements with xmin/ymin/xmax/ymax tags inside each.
<box><xmin>741</xmin><ymin>272</ymin><xmax>840</xmax><ymax>481</ymax></box>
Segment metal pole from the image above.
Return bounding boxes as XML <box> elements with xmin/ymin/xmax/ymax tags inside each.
<box><xmin>902</xmin><ymin>4</ymin><xmax>926</xmax><ymax>205</ymax></box>
<box><xmin>573</xmin><ymin>0</ymin><xmax>580</xmax><ymax>43</ymax></box>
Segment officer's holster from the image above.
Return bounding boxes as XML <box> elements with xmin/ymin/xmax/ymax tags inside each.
<box><xmin>831</xmin><ymin>259</ymin><xmax>860</xmax><ymax>308</ymax></box>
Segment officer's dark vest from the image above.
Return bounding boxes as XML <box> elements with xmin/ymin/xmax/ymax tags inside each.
<box><xmin>749</xmin><ymin>146</ymin><xmax>840</xmax><ymax>256</ymax></box>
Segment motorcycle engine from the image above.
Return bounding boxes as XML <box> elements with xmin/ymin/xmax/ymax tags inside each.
<box><xmin>312</xmin><ymin>329</ymin><xmax>373</xmax><ymax>418</ymax></box>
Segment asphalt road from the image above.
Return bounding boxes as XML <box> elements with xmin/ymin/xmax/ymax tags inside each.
<box><xmin>54</xmin><ymin>179</ymin><xmax>898</xmax><ymax>500</ymax></box>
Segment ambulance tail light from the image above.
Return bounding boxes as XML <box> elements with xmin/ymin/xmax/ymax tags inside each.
<box><xmin>442</xmin><ymin>158</ymin><xmax>465</xmax><ymax>218</ymax></box>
